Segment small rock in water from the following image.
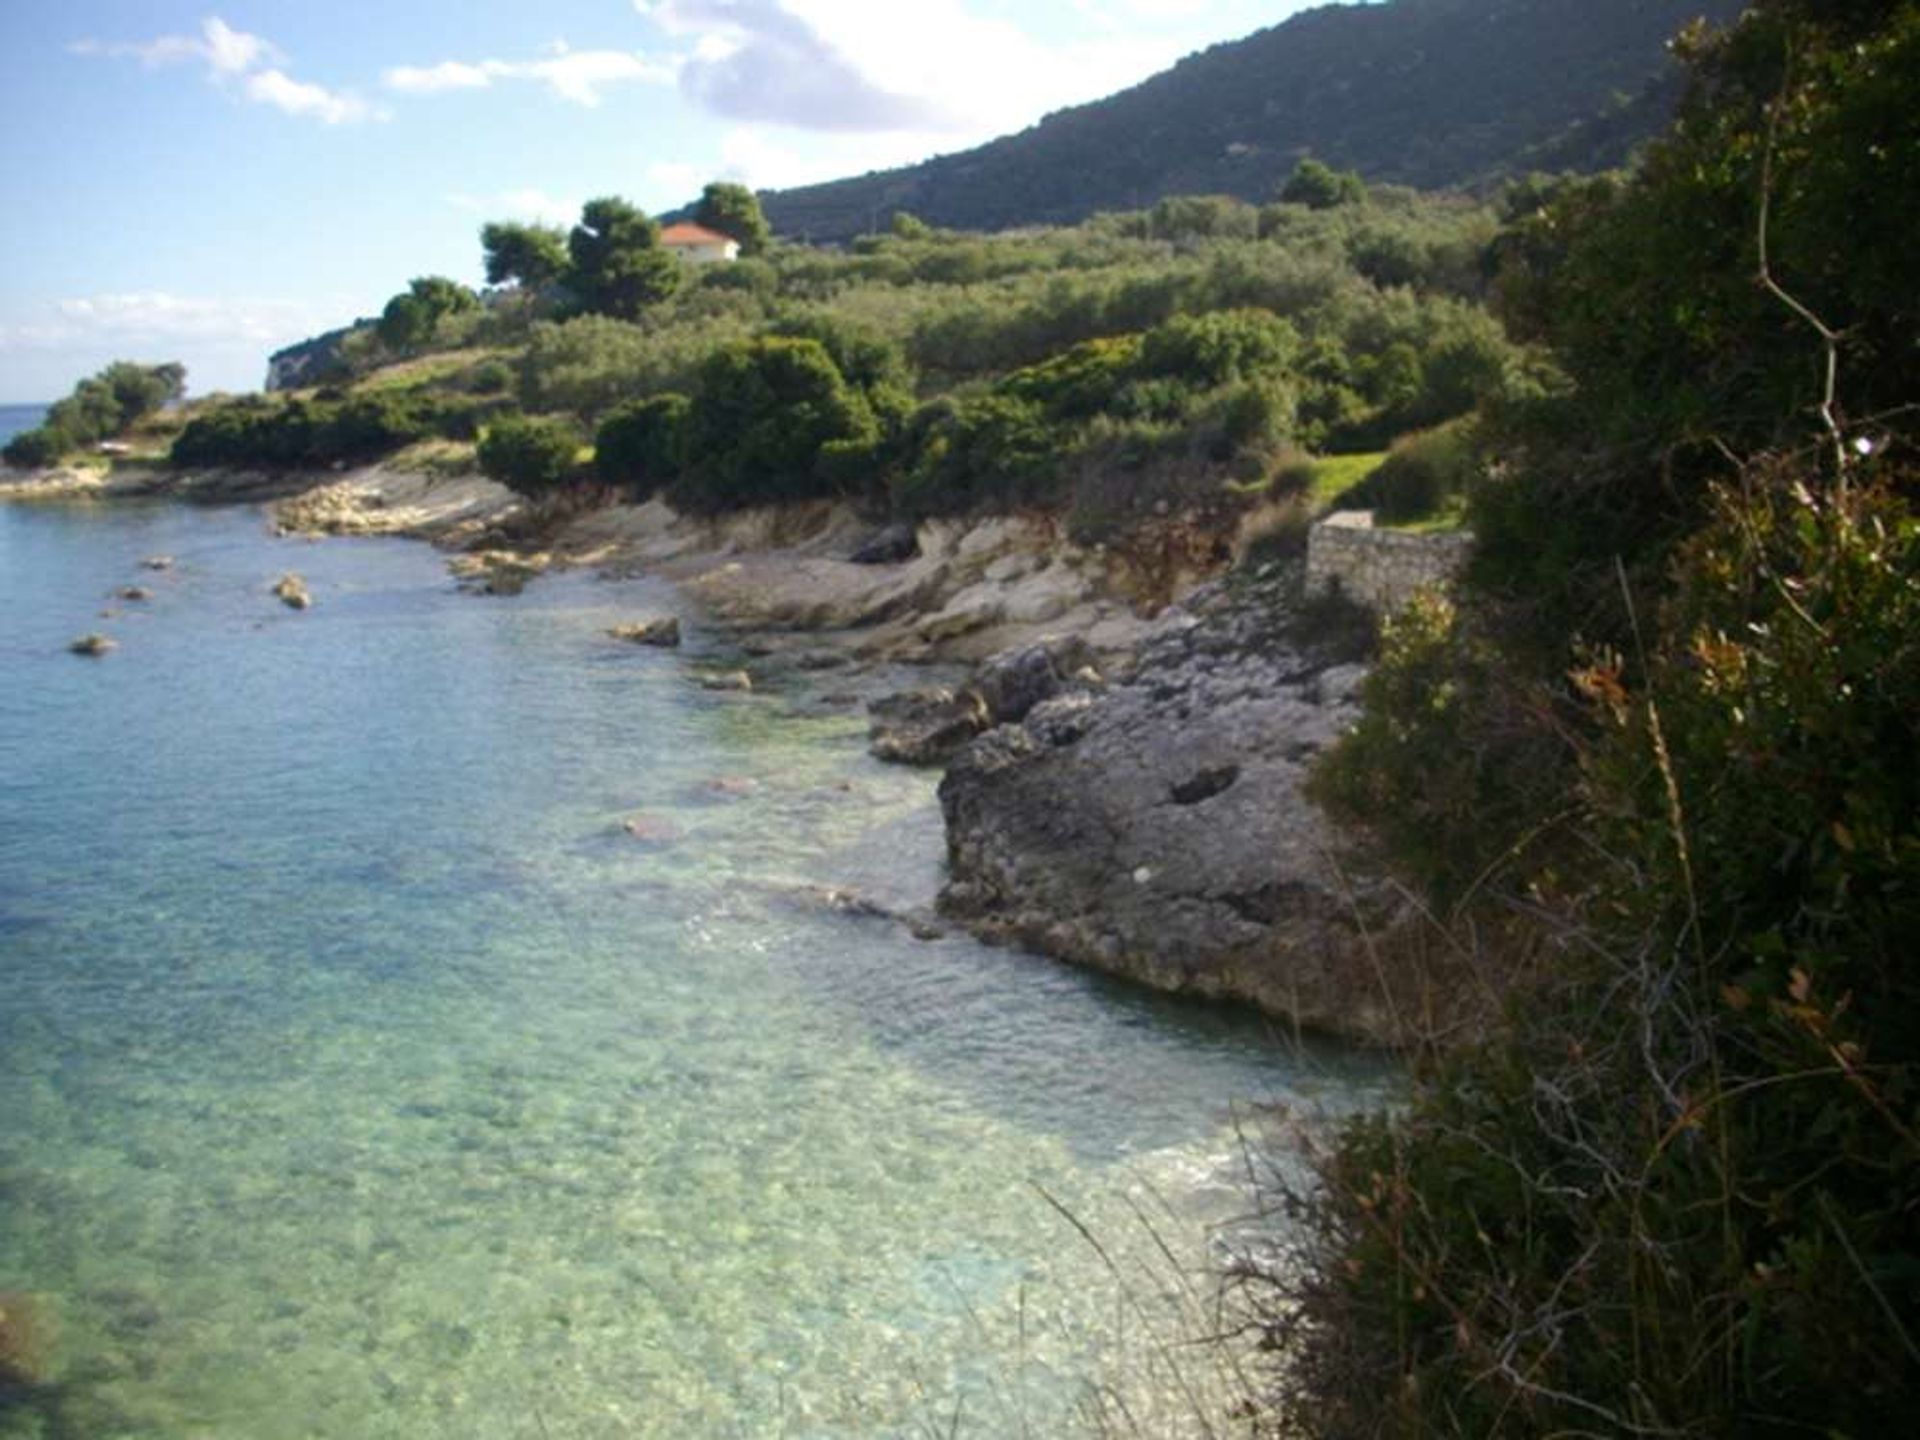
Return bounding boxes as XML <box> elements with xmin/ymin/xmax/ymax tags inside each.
<box><xmin>608</xmin><ymin>617</ymin><xmax>681</xmax><ymax>648</ymax></box>
<box><xmin>693</xmin><ymin>669</ymin><xmax>753</xmax><ymax>693</ymax></box>
<box><xmin>69</xmin><ymin>633</ymin><xmax>117</xmax><ymax>657</ymax></box>
<box><xmin>621</xmin><ymin>815</ymin><xmax>683</xmax><ymax>846</ymax></box>
<box><xmin>704</xmin><ymin>776</ymin><xmax>759</xmax><ymax>799</ymax></box>
<box><xmin>141</xmin><ymin>555</ymin><xmax>174</xmax><ymax>572</ymax></box>
<box><xmin>271</xmin><ymin>573</ymin><xmax>313</xmax><ymax>610</ymax></box>
<box><xmin>117</xmin><ymin>585</ymin><xmax>153</xmax><ymax>603</ymax></box>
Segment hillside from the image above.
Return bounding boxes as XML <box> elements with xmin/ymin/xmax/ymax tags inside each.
<box><xmin>759</xmin><ymin>0</ymin><xmax>1748</xmax><ymax>242</ymax></box>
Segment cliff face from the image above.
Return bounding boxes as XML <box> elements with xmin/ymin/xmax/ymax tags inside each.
<box><xmin>265</xmin><ymin>326</ymin><xmax>358</xmax><ymax>393</ymax></box>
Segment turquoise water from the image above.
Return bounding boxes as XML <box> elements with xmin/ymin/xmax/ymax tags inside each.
<box><xmin>0</xmin><ymin>499</ymin><xmax>1389</xmax><ymax>1438</ymax></box>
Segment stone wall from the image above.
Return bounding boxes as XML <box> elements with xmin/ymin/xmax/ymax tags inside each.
<box><xmin>1305</xmin><ymin>510</ymin><xmax>1472</xmax><ymax>614</ymax></box>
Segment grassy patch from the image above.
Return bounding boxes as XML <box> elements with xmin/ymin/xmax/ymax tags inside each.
<box><xmin>1307</xmin><ymin>451</ymin><xmax>1386</xmax><ymax>511</ymax></box>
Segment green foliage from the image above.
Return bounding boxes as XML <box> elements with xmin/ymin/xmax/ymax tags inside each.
<box><xmin>1138</xmin><ymin>307</ymin><xmax>1299</xmax><ymax>387</ymax></box>
<box><xmin>567</xmin><ymin>197</ymin><xmax>680</xmax><ymax>319</ymax></box>
<box><xmin>171</xmin><ymin>390</ymin><xmax>482</xmax><ymax>469</ymax></box>
<box><xmin>519</xmin><ymin>314</ymin><xmax>751</xmax><ymax>419</ymax></box>
<box><xmin>1339</xmin><ymin>419</ymin><xmax>1479</xmax><ymax>523</ymax></box>
<box><xmin>377</xmin><ymin>276</ymin><xmax>480</xmax><ymax>353</ymax></box>
<box><xmin>1293</xmin><ymin>7</ymin><xmax>1920</xmax><ymax>1435</ymax></box>
<box><xmin>674</xmin><ymin>337</ymin><xmax>878</xmax><ymax>511</ymax></box>
<box><xmin>1298</xmin><ymin>476</ymin><xmax>1920</xmax><ymax>1439</ymax></box>
<box><xmin>1472</xmin><ymin>0</ymin><xmax>1920</xmax><ymax>652</ymax></box>
<box><xmin>694</xmin><ymin>181</ymin><xmax>772</xmax><ymax>257</ymax></box>
<box><xmin>477</xmin><ymin>413</ymin><xmax>582</xmax><ymax>497</ymax></box>
<box><xmin>5</xmin><ymin>360</ymin><xmax>187</xmax><ymax>467</ymax></box>
<box><xmin>894</xmin><ymin>394</ymin><xmax>1058</xmax><ymax>516</ymax></box>
<box><xmin>1279</xmin><ymin>158</ymin><xmax>1367</xmax><ymax>210</ymax></box>
<box><xmin>481</xmin><ymin>221</ymin><xmax>569</xmax><ymax>290</ymax></box>
<box><xmin>3</xmin><ymin>427</ymin><xmax>62</xmax><ymax>469</ymax></box>
<box><xmin>594</xmin><ymin>394</ymin><xmax>689</xmax><ymax>496</ymax></box>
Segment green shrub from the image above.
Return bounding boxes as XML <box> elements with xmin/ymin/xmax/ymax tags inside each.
<box><xmin>464</xmin><ymin>360</ymin><xmax>515</xmax><ymax>396</ymax></box>
<box><xmin>895</xmin><ymin>393</ymin><xmax>1060</xmax><ymax>517</ymax></box>
<box><xmin>3</xmin><ymin>427</ymin><xmax>66</xmax><ymax>469</ymax></box>
<box><xmin>594</xmin><ymin>394</ymin><xmax>689</xmax><ymax>496</ymax></box>
<box><xmin>1138</xmin><ymin>307</ymin><xmax>1300</xmax><ymax>386</ymax></box>
<box><xmin>673</xmin><ymin>337</ymin><xmax>877</xmax><ymax>511</ymax></box>
<box><xmin>1342</xmin><ymin>420</ymin><xmax>1478</xmax><ymax>523</ymax></box>
<box><xmin>477</xmin><ymin>413</ymin><xmax>581</xmax><ymax>496</ymax></box>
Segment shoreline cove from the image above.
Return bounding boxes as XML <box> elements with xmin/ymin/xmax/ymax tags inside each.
<box><xmin>0</xmin><ymin>484</ymin><xmax>1392</xmax><ymax>1437</ymax></box>
<box><xmin>0</xmin><ymin>458</ymin><xmax>1459</xmax><ymax>1048</ymax></box>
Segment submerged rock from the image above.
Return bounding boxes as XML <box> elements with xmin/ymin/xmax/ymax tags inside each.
<box><xmin>936</xmin><ymin>569</ymin><xmax>1457</xmax><ymax>1046</ymax></box>
<box><xmin>608</xmin><ymin>616</ymin><xmax>682</xmax><ymax>648</ymax></box>
<box><xmin>693</xmin><ymin>669</ymin><xmax>753</xmax><ymax>693</ymax></box>
<box><xmin>271</xmin><ymin>573</ymin><xmax>313</xmax><ymax>610</ymax></box>
<box><xmin>448</xmin><ymin>550</ymin><xmax>550</xmax><ymax>597</ymax></box>
<box><xmin>116</xmin><ymin>585</ymin><xmax>153</xmax><ymax>603</ymax></box>
<box><xmin>621</xmin><ymin>815</ymin><xmax>683</xmax><ymax>846</ymax></box>
<box><xmin>141</xmin><ymin>555</ymin><xmax>174</xmax><ymax>572</ymax></box>
<box><xmin>69</xmin><ymin>633</ymin><xmax>117</xmax><ymax>657</ymax></box>
<box><xmin>0</xmin><ymin>1291</ymin><xmax>53</xmax><ymax>1387</ymax></box>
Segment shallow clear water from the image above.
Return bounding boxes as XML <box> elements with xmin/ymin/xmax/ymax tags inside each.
<box><xmin>0</xmin><ymin>499</ymin><xmax>1390</xmax><ymax>1438</ymax></box>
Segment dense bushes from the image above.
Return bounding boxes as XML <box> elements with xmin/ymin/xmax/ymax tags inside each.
<box><xmin>672</xmin><ymin>337</ymin><xmax>881</xmax><ymax>511</ymax></box>
<box><xmin>594</xmin><ymin>394</ymin><xmax>688</xmax><ymax>496</ymax></box>
<box><xmin>477</xmin><ymin>414</ymin><xmax>581</xmax><ymax>496</ymax></box>
<box><xmin>4</xmin><ymin>360</ymin><xmax>186</xmax><ymax>468</ymax></box>
<box><xmin>1288</xmin><ymin>5</ymin><xmax>1920</xmax><ymax>1434</ymax></box>
<box><xmin>171</xmin><ymin>390</ymin><xmax>491</xmax><ymax>469</ymax></box>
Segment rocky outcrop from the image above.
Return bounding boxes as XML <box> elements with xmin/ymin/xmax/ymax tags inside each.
<box><xmin>937</xmin><ymin>568</ymin><xmax>1454</xmax><ymax>1046</ymax></box>
<box><xmin>68</xmin><ymin>633</ymin><xmax>116</xmax><ymax>657</ymax></box>
<box><xmin>274</xmin><ymin>470</ymin><xmax>516</xmax><ymax>546</ymax></box>
<box><xmin>447</xmin><ymin>550</ymin><xmax>550</xmax><ymax>596</ymax></box>
<box><xmin>868</xmin><ymin>687</ymin><xmax>990</xmax><ymax>766</ymax></box>
<box><xmin>608</xmin><ymin>616</ymin><xmax>682</xmax><ymax>647</ymax></box>
<box><xmin>867</xmin><ymin>635</ymin><xmax>1102</xmax><ymax>766</ymax></box>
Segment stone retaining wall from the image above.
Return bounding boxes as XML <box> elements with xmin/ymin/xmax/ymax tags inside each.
<box><xmin>1305</xmin><ymin>510</ymin><xmax>1472</xmax><ymax>614</ymax></box>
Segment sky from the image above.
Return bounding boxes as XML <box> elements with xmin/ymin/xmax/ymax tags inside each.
<box><xmin>0</xmin><ymin>0</ymin><xmax>1317</xmax><ymax>400</ymax></box>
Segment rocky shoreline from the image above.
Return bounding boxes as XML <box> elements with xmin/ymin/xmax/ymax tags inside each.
<box><xmin>2</xmin><ymin>458</ymin><xmax>1455</xmax><ymax>1046</ymax></box>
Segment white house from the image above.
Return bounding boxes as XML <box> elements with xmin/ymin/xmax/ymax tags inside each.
<box><xmin>659</xmin><ymin>222</ymin><xmax>741</xmax><ymax>264</ymax></box>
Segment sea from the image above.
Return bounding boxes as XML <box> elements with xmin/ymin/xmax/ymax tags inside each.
<box><xmin>0</xmin><ymin>496</ymin><xmax>1390</xmax><ymax>1437</ymax></box>
<box><xmin>0</xmin><ymin>403</ymin><xmax>48</xmax><ymax>448</ymax></box>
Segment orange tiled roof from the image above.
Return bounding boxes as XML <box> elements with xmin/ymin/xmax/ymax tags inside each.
<box><xmin>659</xmin><ymin>222</ymin><xmax>736</xmax><ymax>247</ymax></box>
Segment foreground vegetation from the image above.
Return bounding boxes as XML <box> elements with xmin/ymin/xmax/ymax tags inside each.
<box><xmin>1273</xmin><ymin>2</ymin><xmax>1920</xmax><ymax>1433</ymax></box>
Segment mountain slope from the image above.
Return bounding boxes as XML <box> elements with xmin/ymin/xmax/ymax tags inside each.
<box><xmin>760</xmin><ymin>0</ymin><xmax>1748</xmax><ymax>242</ymax></box>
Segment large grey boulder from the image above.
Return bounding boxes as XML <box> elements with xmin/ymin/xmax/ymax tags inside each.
<box><xmin>937</xmin><ymin>572</ymin><xmax>1446</xmax><ymax>1046</ymax></box>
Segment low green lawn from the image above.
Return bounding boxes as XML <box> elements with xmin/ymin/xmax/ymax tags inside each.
<box><xmin>1307</xmin><ymin>451</ymin><xmax>1386</xmax><ymax>512</ymax></box>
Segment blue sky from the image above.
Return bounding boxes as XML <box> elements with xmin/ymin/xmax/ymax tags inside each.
<box><xmin>0</xmin><ymin>0</ymin><xmax>1314</xmax><ymax>400</ymax></box>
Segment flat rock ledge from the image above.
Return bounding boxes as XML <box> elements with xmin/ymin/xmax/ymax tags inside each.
<box><xmin>935</xmin><ymin>569</ymin><xmax>1465</xmax><ymax>1048</ymax></box>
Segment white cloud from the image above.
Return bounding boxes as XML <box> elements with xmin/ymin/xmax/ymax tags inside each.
<box><xmin>0</xmin><ymin>293</ymin><xmax>330</xmax><ymax>352</ymax></box>
<box><xmin>628</xmin><ymin>0</ymin><xmax>1231</xmax><ymax>142</ymax></box>
<box><xmin>449</xmin><ymin>189</ymin><xmax>580</xmax><ymax>227</ymax></box>
<box><xmin>71</xmin><ymin>15</ymin><xmax>375</xmax><ymax>126</ymax></box>
<box><xmin>245</xmin><ymin>69</ymin><xmax>377</xmax><ymax>125</ymax></box>
<box><xmin>384</xmin><ymin>44</ymin><xmax>675</xmax><ymax>108</ymax></box>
